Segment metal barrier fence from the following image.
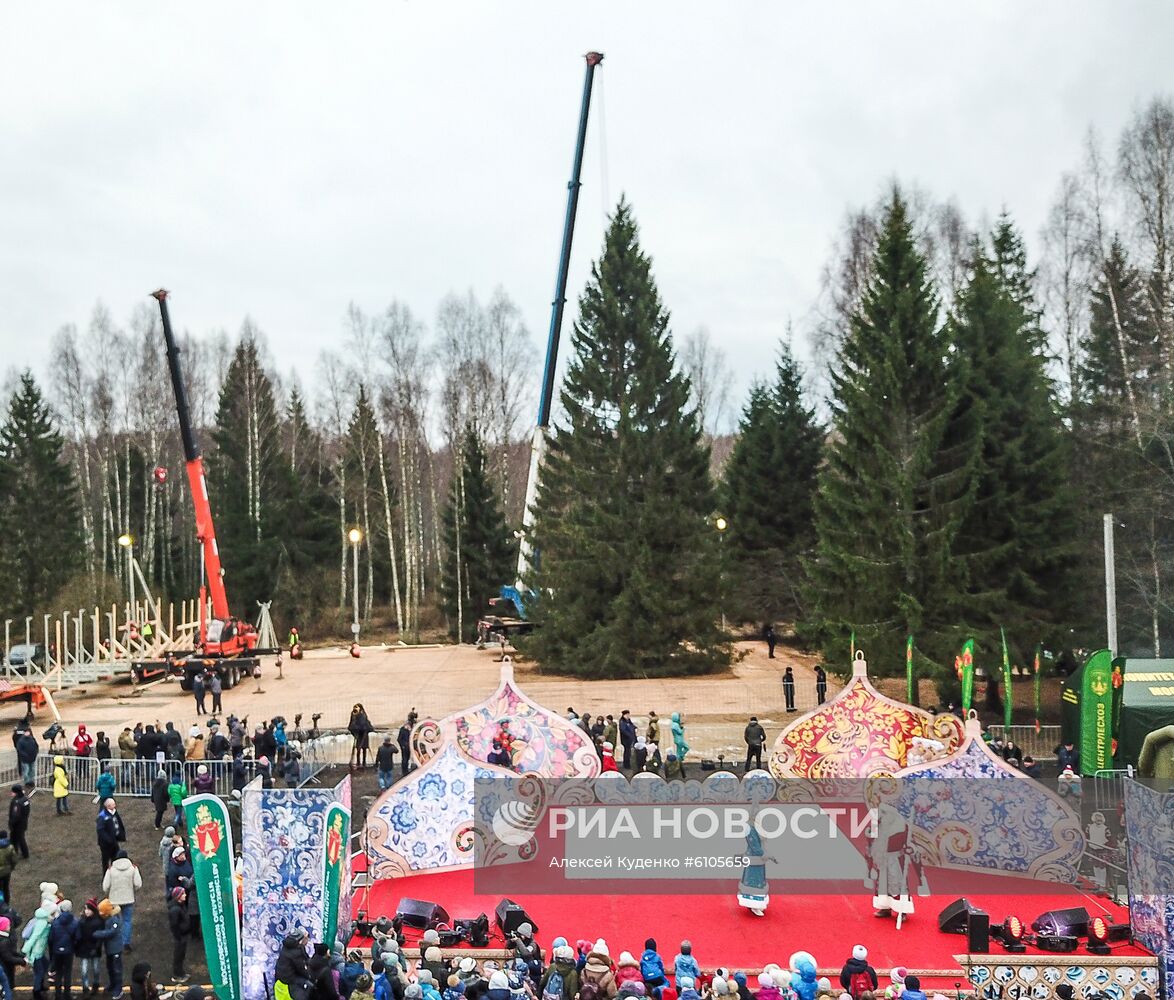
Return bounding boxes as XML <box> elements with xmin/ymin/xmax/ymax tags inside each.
<box><xmin>1092</xmin><ymin>766</ymin><xmax>1135</xmax><ymax>816</ymax></box>
<box><xmin>0</xmin><ymin>743</ymin><xmax>333</xmax><ymax>798</ymax></box>
<box><xmin>983</xmin><ymin>724</ymin><xmax>1061</xmax><ymax>761</ymax></box>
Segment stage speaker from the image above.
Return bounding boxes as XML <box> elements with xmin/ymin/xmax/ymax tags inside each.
<box><xmin>395</xmin><ymin>898</ymin><xmax>449</xmax><ymax>930</ymax></box>
<box><xmin>939</xmin><ymin>897</ymin><xmax>985</xmax><ymax>934</ymax></box>
<box><xmin>495</xmin><ymin>897</ymin><xmax>538</xmax><ymax>936</ymax></box>
<box><xmin>1036</xmin><ymin>934</ymin><xmax>1079</xmax><ymax>953</ymax></box>
<box><xmin>1032</xmin><ymin>907</ymin><xmax>1090</xmax><ymax>938</ymax></box>
<box><xmin>966</xmin><ymin>911</ymin><xmax>990</xmax><ymax>953</ymax></box>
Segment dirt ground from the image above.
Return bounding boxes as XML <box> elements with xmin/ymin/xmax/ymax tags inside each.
<box><xmin>6</xmin><ymin>641</ymin><xmax>836</xmax><ymax>761</ymax></box>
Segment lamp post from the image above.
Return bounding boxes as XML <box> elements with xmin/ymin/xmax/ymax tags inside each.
<box><xmin>713</xmin><ymin>514</ymin><xmax>729</xmax><ymax>632</ymax></box>
<box><xmin>1104</xmin><ymin>513</ymin><xmax>1118</xmax><ymax>656</ymax></box>
<box><xmin>348</xmin><ymin>527</ymin><xmax>362</xmax><ymax>642</ymax></box>
<box><xmin>118</xmin><ymin>534</ymin><xmax>135</xmax><ymax>629</ymax></box>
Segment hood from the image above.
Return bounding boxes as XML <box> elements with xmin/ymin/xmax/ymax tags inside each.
<box><xmin>110</xmin><ymin>857</ymin><xmax>133</xmax><ymax>873</ymax></box>
<box><xmin>586</xmin><ymin>953</ymin><xmax>612</xmax><ymax>968</ymax></box>
<box><xmin>618</xmin><ymin>953</ymin><xmax>638</xmax><ymax>968</ymax></box>
<box><xmin>34</xmin><ymin>907</ymin><xmax>50</xmax><ymax>921</ymax></box>
<box><xmin>671</xmin><ymin>713</ymin><xmax>680</xmax><ymax>722</ymax></box>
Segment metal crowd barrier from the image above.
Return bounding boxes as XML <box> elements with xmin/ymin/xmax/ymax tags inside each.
<box><xmin>983</xmin><ymin>724</ymin><xmax>1060</xmax><ymax>761</ymax></box>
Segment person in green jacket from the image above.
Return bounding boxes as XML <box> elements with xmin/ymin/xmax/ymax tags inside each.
<box><xmin>167</xmin><ymin>776</ymin><xmax>186</xmax><ymax>829</ymax></box>
<box><xmin>96</xmin><ymin>765</ymin><xmax>116</xmax><ymax>804</ymax></box>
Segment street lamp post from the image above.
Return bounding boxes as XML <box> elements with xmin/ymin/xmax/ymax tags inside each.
<box><xmin>1104</xmin><ymin>513</ymin><xmax>1118</xmax><ymax>656</ymax></box>
<box><xmin>348</xmin><ymin>528</ymin><xmax>363</xmax><ymax>642</ymax></box>
<box><xmin>713</xmin><ymin>514</ymin><xmax>729</xmax><ymax>632</ymax></box>
<box><xmin>118</xmin><ymin>533</ymin><xmax>135</xmax><ymax>628</ymax></box>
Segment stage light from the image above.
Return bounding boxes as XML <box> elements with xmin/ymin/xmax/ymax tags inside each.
<box><xmin>1088</xmin><ymin>915</ymin><xmax>1111</xmax><ymax>955</ymax></box>
<box><xmin>1001</xmin><ymin>915</ymin><xmax>1027</xmax><ymax>953</ymax></box>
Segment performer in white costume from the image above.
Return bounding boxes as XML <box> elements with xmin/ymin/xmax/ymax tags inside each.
<box><xmin>868</xmin><ymin>802</ymin><xmax>926</xmax><ymax>928</ymax></box>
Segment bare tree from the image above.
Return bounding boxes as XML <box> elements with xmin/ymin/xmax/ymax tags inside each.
<box><xmin>681</xmin><ymin>326</ymin><xmax>734</xmax><ymax>436</ymax></box>
<box><xmin>1041</xmin><ymin>172</ymin><xmax>1093</xmax><ymax>399</ymax></box>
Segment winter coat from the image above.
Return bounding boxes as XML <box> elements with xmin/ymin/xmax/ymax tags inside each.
<box><xmin>186</xmin><ymin>737</ymin><xmax>206</xmax><ymax>761</ymax></box>
<box><xmin>207</xmin><ymin>733</ymin><xmax>230</xmax><ymax>760</ymax></box>
<box><xmin>673</xmin><ymin>956</ymin><xmax>700</xmax><ymax>984</ymax></box>
<box><xmin>619</xmin><ymin>718</ymin><xmax>637</xmax><ymax>746</ymax></box>
<box><xmin>0</xmin><ymin>839</ymin><xmax>18</xmax><ymax>880</ymax></box>
<box><xmin>308</xmin><ymin>954</ymin><xmax>340</xmax><ymax>1000</ymax></box>
<box><xmin>639</xmin><ymin>951</ymin><xmax>665</xmax><ymax>983</ymax></box>
<box><xmin>92</xmin><ymin>911</ymin><xmax>124</xmax><ymax>956</ymax></box>
<box><xmin>48</xmin><ymin>912</ymin><xmax>79</xmax><ymax>957</ymax></box>
<box><xmin>165</xmin><ymin>856</ymin><xmax>193</xmax><ymax>893</ymax></box>
<box><xmin>103</xmin><ymin>856</ymin><xmax>142</xmax><ymax>906</ymax></box>
<box><xmin>52</xmin><ymin>763</ymin><xmax>69</xmax><ymax>798</ymax></box>
<box><xmin>96</xmin><ymin>809</ymin><xmax>127</xmax><ymax>853</ymax></box>
<box><xmin>97</xmin><ymin>771</ymin><xmax>116</xmax><ymax>800</ymax></box>
<box><xmin>900</xmin><ymin>991</ymin><xmax>927</xmax><ymax>1000</ymax></box>
<box><xmin>75</xmin><ymin>914</ymin><xmax>104</xmax><ymax>960</ymax></box>
<box><xmin>73</xmin><ymin>731</ymin><xmax>94</xmax><ymax>757</ymax></box>
<box><xmin>582</xmin><ymin>953</ymin><xmax>617</xmax><ymax>998</ymax></box>
<box><xmin>838</xmin><ymin>959</ymin><xmax>877</xmax><ymax>993</ymax></box>
<box><xmin>21</xmin><ymin>908</ymin><xmax>51</xmax><ymax>962</ymax></box>
<box><xmin>743</xmin><ymin>723</ymin><xmax>765</xmax><ymax>747</ymax></box>
<box><xmin>375</xmin><ymin>743</ymin><xmax>397</xmax><ymax>771</ymax></box>
<box><xmin>167</xmin><ymin>781</ymin><xmax>186</xmax><ymax>805</ymax></box>
<box><xmin>15</xmin><ymin>734</ymin><xmax>38</xmax><ymax>766</ymax></box>
<box><xmin>166</xmin><ymin>899</ymin><xmax>190</xmax><ymax>940</ymax></box>
<box><xmin>541</xmin><ymin>959</ymin><xmax>580</xmax><ymax>1000</ymax></box>
<box><xmin>193</xmin><ymin>771</ymin><xmax>215</xmax><ymax>794</ymax></box>
<box><xmin>615</xmin><ymin>965</ymin><xmax>642</xmax><ymax>989</ymax></box>
<box><xmin>118</xmin><ymin>730</ymin><xmax>138</xmax><ymax>759</ymax></box>
<box><xmin>6</xmin><ymin>795</ymin><xmax>28</xmax><ymax>835</ymax></box>
<box><xmin>755</xmin><ymin>987</ymin><xmax>781</xmax><ymax>1000</ymax></box>
<box><xmin>150</xmin><ymin>776</ymin><xmax>169</xmax><ymax>810</ymax></box>
<box><xmin>670</xmin><ymin>713</ymin><xmax>689</xmax><ymax>757</ymax></box>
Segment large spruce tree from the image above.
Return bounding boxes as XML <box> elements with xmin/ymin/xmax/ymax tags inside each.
<box><xmin>209</xmin><ymin>333</ymin><xmax>290</xmax><ymax>614</ymax></box>
<box><xmin>524</xmin><ymin>200</ymin><xmax>729</xmax><ymax>677</ymax></box>
<box><xmin>722</xmin><ymin>341</ymin><xmax>823</xmax><ymax>624</ymax></box>
<box><xmin>440</xmin><ymin>426</ymin><xmax>514</xmax><ymax>642</ymax></box>
<box><xmin>806</xmin><ymin>192</ymin><xmax>979</xmax><ymax>674</ymax></box>
<box><xmin>949</xmin><ymin>218</ymin><xmax>1077</xmax><ymax>651</ymax></box>
<box><xmin>0</xmin><ymin>373</ymin><xmax>83</xmax><ymax>617</ymax></box>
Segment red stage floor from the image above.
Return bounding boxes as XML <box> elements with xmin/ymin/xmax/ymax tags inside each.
<box><xmin>352</xmin><ymin>866</ymin><xmax>1147</xmax><ymax>986</ymax></box>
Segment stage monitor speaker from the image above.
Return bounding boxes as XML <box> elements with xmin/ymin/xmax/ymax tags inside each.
<box><xmin>495</xmin><ymin>897</ymin><xmax>538</xmax><ymax>936</ymax></box>
<box><xmin>1036</xmin><ymin>934</ymin><xmax>1079</xmax><ymax>953</ymax></box>
<box><xmin>1032</xmin><ymin>907</ymin><xmax>1090</xmax><ymax>938</ymax></box>
<box><xmin>967</xmin><ymin>911</ymin><xmax>990</xmax><ymax>953</ymax></box>
<box><xmin>939</xmin><ymin>897</ymin><xmax>984</xmax><ymax>934</ymax></box>
<box><xmin>395</xmin><ymin>898</ymin><xmax>449</xmax><ymax>930</ymax></box>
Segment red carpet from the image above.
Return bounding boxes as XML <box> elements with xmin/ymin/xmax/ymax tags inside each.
<box><xmin>352</xmin><ymin>866</ymin><xmax>1147</xmax><ymax>987</ymax></box>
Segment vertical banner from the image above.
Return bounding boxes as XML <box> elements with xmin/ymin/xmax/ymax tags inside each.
<box><xmin>850</xmin><ymin>629</ymin><xmax>856</xmax><ymax>661</ymax></box>
<box><xmin>959</xmin><ymin>638</ymin><xmax>976</xmax><ymax>715</ymax></box>
<box><xmin>1033</xmin><ymin>644</ymin><xmax>1042</xmax><ymax>735</ymax></box>
<box><xmin>321</xmin><ymin>803</ymin><xmax>351</xmax><ymax>950</ymax></box>
<box><xmin>1000</xmin><ymin>628</ymin><xmax>1013</xmax><ymax>732</ymax></box>
<box><xmin>184</xmin><ymin>793</ymin><xmax>242</xmax><ymax>1000</ymax></box>
<box><xmin>1079</xmin><ymin>649</ymin><xmax>1114</xmax><ymax>776</ymax></box>
<box><xmin>905</xmin><ymin>635</ymin><xmax>914</xmax><ymax>705</ymax></box>
<box><xmin>1110</xmin><ymin>656</ymin><xmax>1127</xmax><ymax>755</ymax></box>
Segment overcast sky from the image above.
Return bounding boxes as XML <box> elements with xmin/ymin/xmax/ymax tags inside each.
<box><xmin>2</xmin><ymin>3</ymin><xmax>1171</xmax><ymax>429</ymax></box>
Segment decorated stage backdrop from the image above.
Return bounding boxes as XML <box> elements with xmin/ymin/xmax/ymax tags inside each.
<box><xmin>241</xmin><ymin>775</ymin><xmax>353</xmax><ymax>1000</ymax></box>
<box><xmin>1124</xmin><ymin>778</ymin><xmax>1174</xmax><ymax>999</ymax></box>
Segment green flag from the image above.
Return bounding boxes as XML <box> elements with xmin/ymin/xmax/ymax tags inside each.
<box><xmin>905</xmin><ymin>635</ymin><xmax>915</xmax><ymax>705</ymax></box>
<box><xmin>959</xmin><ymin>638</ymin><xmax>975</xmax><ymax>714</ymax></box>
<box><xmin>322</xmin><ymin>803</ymin><xmax>351</xmax><ymax>950</ymax></box>
<box><xmin>1033</xmin><ymin>645</ymin><xmax>1042</xmax><ymax>735</ymax></box>
<box><xmin>1001</xmin><ymin>628</ymin><xmax>1013</xmax><ymax>732</ymax></box>
<box><xmin>1079</xmin><ymin>649</ymin><xmax>1114</xmax><ymax>776</ymax></box>
<box><xmin>850</xmin><ymin>629</ymin><xmax>856</xmax><ymax>660</ymax></box>
<box><xmin>183</xmin><ymin>793</ymin><xmax>242</xmax><ymax>1000</ymax></box>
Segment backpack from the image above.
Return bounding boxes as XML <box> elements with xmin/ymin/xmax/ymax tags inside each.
<box><xmin>542</xmin><ymin>969</ymin><xmax>565</xmax><ymax>1000</ymax></box>
<box><xmin>848</xmin><ymin>974</ymin><xmax>873</xmax><ymax>1000</ymax></box>
<box><xmin>580</xmin><ymin>984</ymin><xmax>602</xmax><ymax>1000</ymax></box>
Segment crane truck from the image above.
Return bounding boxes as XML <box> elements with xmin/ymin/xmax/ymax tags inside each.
<box><xmin>131</xmin><ymin>290</ymin><xmax>274</xmax><ymax>689</ymax></box>
<box><xmin>477</xmin><ymin>50</ymin><xmax>604</xmax><ymax>648</ymax></box>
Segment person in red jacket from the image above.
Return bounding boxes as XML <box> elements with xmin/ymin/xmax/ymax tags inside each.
<box><xmin>600</xmin><ymin>743</ymin><xmax>619</xmax><ymax>773</ymax></box>
<box><xmin>73</xmin><ymin>726</ymin><xmax>94</xmax><ymax>758</ymax></box>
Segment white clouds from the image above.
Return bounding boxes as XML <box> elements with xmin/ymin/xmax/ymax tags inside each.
<box><xmin>1</xmin><ymin>1</ymin><xmax>1170</xmax><ymax>412</ymax></box>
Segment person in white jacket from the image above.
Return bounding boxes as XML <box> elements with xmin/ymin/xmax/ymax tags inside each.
<box><xmin>101</xmin><ymin>852</ymin><xmax>142</xmax><ymax>950</ymax></box>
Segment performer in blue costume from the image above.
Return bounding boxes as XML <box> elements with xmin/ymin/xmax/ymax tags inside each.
<box><xmin>737</xmin><ymin>825</ymin><xmax>772</xmax><ymax>916</ymax></box>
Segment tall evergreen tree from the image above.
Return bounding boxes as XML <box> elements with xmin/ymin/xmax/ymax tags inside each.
<box><xmin>721</xmin><ymin>341</ymin><xmax>823</xmax><ymax>624</ymax></box>
<box><xmin>208</xmin><ymin>334</ymin><xmax>288</xmax><ymax>614</ymax></box>
<box><xmin>950</xmin><ymin>218</ymin><xmax>1078</xmax><ymax>650</ymax></box>
<box><xmin>440</xmin><ymin>426</ymin><xmax>514</xmax><ymax>642</ymax></box>
<box><xmin>0</xmin><ymin>373</ymin><xmax>83</xmax><ymax>617</ymax></box>
<box><xmin>524</xmin><ymin>200</ymin><xmax>729</xmax><ymax>677</ymax></box>
<box><xmin>806</xmin><ymin>193</ymin><xmax>979</xmax><ymax>675</ymax></box>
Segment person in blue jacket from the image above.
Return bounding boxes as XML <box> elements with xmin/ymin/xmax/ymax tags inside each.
<box><xmin>640</xmin><ymin>939</ymin><xmax>666</xmax><ymax>997</ymax></box>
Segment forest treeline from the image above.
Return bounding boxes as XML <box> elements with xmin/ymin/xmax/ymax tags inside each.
<box><xmin>1</xmin><ymin>97</ymin><xmax>1171</xmax><ymax>685</ymax></box>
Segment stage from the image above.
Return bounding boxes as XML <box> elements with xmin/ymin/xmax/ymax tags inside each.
<box><xmin>351</xmin><ymin>862</ymin><xmax>1149</xmax><ymax>987</ymax></box>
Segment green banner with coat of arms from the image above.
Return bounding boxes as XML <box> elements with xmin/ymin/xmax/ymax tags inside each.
<box><xmin>1079</xmin><ymin>649</ymin><xmax>1115</xmax><ymax>776</ymax></box>
<box><xmin>184</xmin><ymin>793</ymin><xmax>242</xmax><ymax>1000</ymax></box>
<box><xmin>322</xmin><ymin>803</ymin><xmax>351</xmax><ymax>951</ymax></box>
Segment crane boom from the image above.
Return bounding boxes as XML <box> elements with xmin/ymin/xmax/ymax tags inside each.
<box><xmin>152</xmin><ymin>289</ymin><xmax>231</xmax><ymax>623</ymax></box>
<box><xmin>515</xmin><ymin>50</ymin><xmax>603</xmax><ymax>588</ymax></box>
